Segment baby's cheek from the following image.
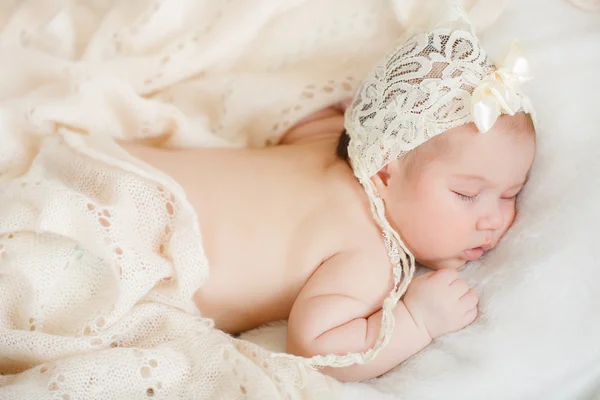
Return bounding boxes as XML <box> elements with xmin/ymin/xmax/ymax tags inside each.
<box><xmin>395</xmin><ymin>191</ymin><xmax>462</xmax><ymax>257</ymax></box>
<box><xmin>414</xmin><ymin>211</ymin><xmax>458</xmax><ymax>255</ymax></box>
<box><xmin>501</xmin><ymin>204</ymin><xmax>517</xmax><ymax>233</ymax></box>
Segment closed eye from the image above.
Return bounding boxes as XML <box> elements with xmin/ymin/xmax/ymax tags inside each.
<box><xmin>501</xmin><ymin>189</ymin><xmax>523</xmax><ymax>201</ymax></box>
<box><xmin>453</xmin><ymin>191</ymin><xmax>478</xmax><ymax>202</ymax></box>
<box><xmin>501</xmin><ymin>193</ymin><xmax>519</xmax><ymax>201</ymax></box>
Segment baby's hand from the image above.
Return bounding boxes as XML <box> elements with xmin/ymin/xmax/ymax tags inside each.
<box><xmin>403</xmin><ymin>269</ymin><xmax>478</xmax><ymax>340</ymax></box>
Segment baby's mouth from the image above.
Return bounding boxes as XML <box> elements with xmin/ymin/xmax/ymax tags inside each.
<box><xmin>463</xmin><ymin>246</ymin><xmax>486</xmax><ymax>261</ymax></box>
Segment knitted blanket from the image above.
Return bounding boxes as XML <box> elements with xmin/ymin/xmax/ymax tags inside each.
<box><xmin>4</xmin><ymin>1</ymin><xmax>594</xmax><ymax>399</ymax></box>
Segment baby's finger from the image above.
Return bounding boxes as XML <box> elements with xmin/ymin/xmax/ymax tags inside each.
<box><xmin>464</xmin><ymin>306</ymin><xmax>478</xmax><ymax>325</ymax></box>
<box><xmin>417</xmin><ymin>271</ymin><xmax>436</xmax><ymax>280</ymax></box>
<box><xmin>431</xmin><ymin>268</ymin><xmax>459</xmax><ymax>285</ymax></box>
<box><xmin>449</xmin><ymin>279</ymin><xmax>469</xmax><ymax>297</ymax></box>
<box><xmin>460</xmin><ymin>288</ymin><xmax>479</xmax><ymax>310</ymax></box>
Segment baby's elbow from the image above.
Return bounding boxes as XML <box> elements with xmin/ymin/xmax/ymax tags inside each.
<box><xmin>285</xmin><ymin>327</ymin><xmax>319</xmax><ymax>359</ymax></box>
<box><xmin>286</xmin><ymin>340</ymin><xmax>374</xmax><ymax>382</ymax></box>
<box><xmin>286</xmin><ymin>311</ymin><xmax>332</xmax><ymax>358</ymax></box>
<box><xmin>285</xmin><ymin>327</ymin><xmax>380</xmax><ymax>383</ymax></box>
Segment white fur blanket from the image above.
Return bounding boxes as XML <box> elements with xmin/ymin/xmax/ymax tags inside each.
<box><xmin>0</xmin><ymin>0</ymin><xmax>599</xmax><ymax>399</ymax></box>
<box><xmin>345</xmin><ymin>1</ymin><xmax>600</xmax><ymax>398</ymax></box>
<box><xmin>246</xmin><ymin>1</ymin><xmax>600</xmax><ymax>399</ymax></box>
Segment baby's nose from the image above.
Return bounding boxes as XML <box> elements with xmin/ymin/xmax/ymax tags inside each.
<box><xmin>476</xmin><ymin>207</ymin><xmax>504</xmax><ymax>231</ymax></box>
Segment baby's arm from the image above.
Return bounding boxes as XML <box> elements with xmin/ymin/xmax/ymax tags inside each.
<box><xmin>287</xmin><ymin>253</ymin><xmax>478</xmax><ymax>382</ymax></box>
<box><xmin>287</xmin><ymin>252</ymin><xmax>429</xmax><ymax>381</ymax></box>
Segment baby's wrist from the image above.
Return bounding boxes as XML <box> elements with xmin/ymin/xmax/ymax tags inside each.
<box><xmin>403</xmin><ymin>300</ymin><xmax>433</xmax><ymax>343</ymax></box>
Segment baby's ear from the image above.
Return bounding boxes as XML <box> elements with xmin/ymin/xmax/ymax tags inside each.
<box><xmin>372</xmin><ymin>159</ymin><xmax>406</xmax><ymax>192</ymax></box>
<box><xmin>372</xmin><ymin>165</ymin><xmax>391</xmax><ymax>190</ymax></box>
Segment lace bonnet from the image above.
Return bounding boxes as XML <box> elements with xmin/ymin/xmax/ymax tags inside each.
<box><xmin>276</xmin><ymin>4</ymin><xmax>535</xmax><ymax>369</ymax></box>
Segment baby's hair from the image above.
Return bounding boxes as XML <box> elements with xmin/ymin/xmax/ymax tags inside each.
<box><xmin>337</xmin><ymin>112</ymin><xmax>536</xmax><ymax>177</ymax></box>
<box><xmin>504</xmin><ymin>111</ymin><xmax>536</xmax><ymax>137</ymax></box>
<box><xmin>336</xmin><ymin>129</ymin><xmax>351</xmax><ymax>160</ymax></box>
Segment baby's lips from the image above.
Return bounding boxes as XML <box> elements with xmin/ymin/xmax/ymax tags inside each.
<box><xmin>464</xmin><ymin>247</ymin><xmax>485</xmax><ymax>261</ymax></box>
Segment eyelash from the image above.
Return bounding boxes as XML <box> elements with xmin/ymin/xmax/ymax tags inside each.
<box><xmin>454</xmin><ymin>192</ymin><xmax>478</xmax><ymax>202</ymax></box>
<box><xmin>454</xmin><ymin>192</ymin><xmax>520</xmax><ymax>202</ymax></box>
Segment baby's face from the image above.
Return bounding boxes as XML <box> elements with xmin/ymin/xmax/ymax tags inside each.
<box><xmin>378</xmin><ymin>118</ymin><xmax>536</xmax><ymax>270</ymax></box>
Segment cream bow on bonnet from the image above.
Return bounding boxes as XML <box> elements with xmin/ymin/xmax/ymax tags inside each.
<box><xmin>472</xmin><ymin>40</ymin><xmax>534</xmax><ymax>133</ymax></box>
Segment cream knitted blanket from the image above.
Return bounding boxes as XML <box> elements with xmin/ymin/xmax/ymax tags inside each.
<box><xmin>0</xmin><ymin>1</ymin><xmax>505</xmax><ymax>399</ymax></box>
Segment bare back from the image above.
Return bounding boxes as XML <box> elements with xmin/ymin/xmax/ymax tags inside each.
<box><xmin>122</xmin><ymin>112</ymin><xmax>387</xmax><ymax>333</ymax></box>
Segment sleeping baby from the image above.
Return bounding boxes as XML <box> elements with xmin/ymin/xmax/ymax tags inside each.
<box><xmin>121</xmin><ymin>7</ymin><xmax>537</xmax><ymax>382</ymax></box>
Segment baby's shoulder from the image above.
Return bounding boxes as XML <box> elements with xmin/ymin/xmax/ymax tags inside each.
<box><xmin>303</xmin><ymin>240</ymin><xmax>393</xmax><ymax>309</ymax></box>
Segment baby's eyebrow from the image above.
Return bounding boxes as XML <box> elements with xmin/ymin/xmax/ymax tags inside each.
<box><xmin>454</xmin><ymin>175</ymin><xmax>489</xmax><ymax>184</ymax></box>
<box><xmin>454</xmin><ymin>174</ymin><xmax>529</xmax><ymax>189</ymax></box>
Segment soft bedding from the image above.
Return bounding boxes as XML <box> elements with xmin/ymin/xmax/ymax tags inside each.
<box><xmin>0</xmin><ymin>1</ymin><xmax>599</xmax><ymax>399</ymax></box>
